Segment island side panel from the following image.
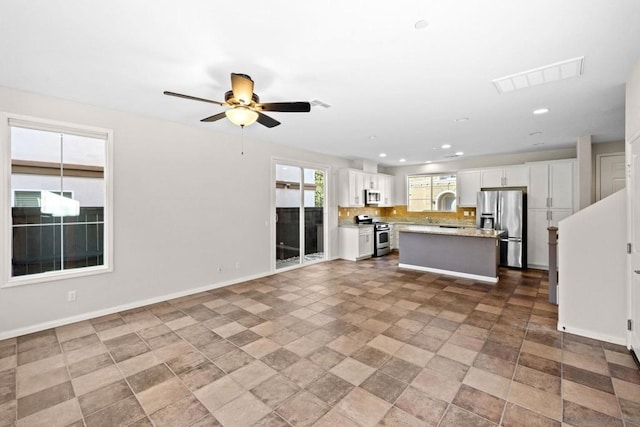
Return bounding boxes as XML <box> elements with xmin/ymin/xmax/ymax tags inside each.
<box><xmin>399</xmin><ymin>232</ymin><xmax>499</xmax><ymax>278</ymax></box>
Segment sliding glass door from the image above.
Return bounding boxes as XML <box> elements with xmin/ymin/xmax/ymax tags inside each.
<box><xmin>275</xmin><ymin>163</ymin><xmax>325</xmax><ymax>269</ymax></box>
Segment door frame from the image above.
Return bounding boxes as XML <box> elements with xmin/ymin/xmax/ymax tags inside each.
<box><xmin>596</xmin><ymin>151</ymin><xmax>625</xmax><ymax>201</ymax></box>
<box><xmin>627</xmin><ymin>131</ymin><xmax>640</xmax><ymax>352</ymax></box>
<box><xmin>271</xmin><ymin>157</ymin><xmax>330</xmax><ymax>273</ymax></box>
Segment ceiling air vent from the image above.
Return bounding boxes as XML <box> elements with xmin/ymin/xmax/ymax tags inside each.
<box><xmin>492</xmin><ymin>57</ymin><xmax>584</xmax><ymax>94</ymax></box>
<box><xmin>310</xmin><ymin>99</ymin><xmax>331</xmax><ymax>108</ymax></box>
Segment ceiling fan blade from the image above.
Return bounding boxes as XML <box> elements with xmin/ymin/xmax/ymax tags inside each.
<box><xmin>200</xmin><ymin>112</ymin><xmax>227</xmax><ymax>122</ymax></box>
<box><xmin>259</xmin><ymin>102</ymin><xmax>311</xmax><ymax>113</ymax></box>
<box><xmin>231</xmin><ymin>73</ymin><xmax>254</xmax><ymax>105</ymax></box>
<box><xmin>164</xmin><ymin>91</ymin><xmax>225</xmax><ymax>106</ymax></box>
<box><xmin>256</xmin><ymin>112</ymin><xmax>281</xmax><ymax>128</ymax></box>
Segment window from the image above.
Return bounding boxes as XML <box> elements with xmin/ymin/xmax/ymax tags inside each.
<box><xmin>408</xmin><ymin>174</ymin><xmax>457</xmax><ymax>212</ymax></box>
<box><xmin>2</xmin><ymin>115</ymin><xmax>112</xmax><ymax>286</ymax></box>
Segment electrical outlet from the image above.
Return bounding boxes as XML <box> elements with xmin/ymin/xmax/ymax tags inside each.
<box><xmin>393</xmin><ymin>210</ymin><xmax>396</xmax><ymax>214</ymax></box>
<box><xmin>67</xmin><ymin>291</ymin><xmax>77</xmax><ymax>302</ymax></box>
<box><xmin>463</xmin><ymin>211</ymin><xmax>469</xmax><ymax>216</ymax></box>
<box><xmin>471</xmin><ymin>211</ymin><xmax>475</xmax><ymax>216</ymax></box>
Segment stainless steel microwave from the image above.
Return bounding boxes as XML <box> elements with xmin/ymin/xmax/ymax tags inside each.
<box><xmin>364</xmin><ymin>189</ymin><xmax>381</xmax><ymax>205</ymax></box>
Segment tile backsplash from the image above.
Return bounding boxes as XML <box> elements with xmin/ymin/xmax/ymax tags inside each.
<box><xmin>338</xmin><ymin>205</ymin><xmax>476</xmax><ymax>226</ymax></box>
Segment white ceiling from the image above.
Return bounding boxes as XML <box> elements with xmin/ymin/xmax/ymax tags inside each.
<box><xmin>2</xmin><ymin>1</ymin><xmax>640</xmax><ymax>166</ymax></box>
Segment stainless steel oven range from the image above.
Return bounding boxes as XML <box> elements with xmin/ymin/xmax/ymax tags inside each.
<box><xmin>355</xmin><ymin>215</ymin><xmax>390</xmax><ymax>257</ymax></box>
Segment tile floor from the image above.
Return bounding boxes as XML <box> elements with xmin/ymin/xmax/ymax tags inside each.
<box><xmin>1</xmin><ymin>253</ymin><xmax>639</xmax><ymax>427</ymax></box>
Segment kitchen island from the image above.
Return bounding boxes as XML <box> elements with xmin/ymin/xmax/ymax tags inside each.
<box><xmin>397</xmin><ymin>225</ymin><xmax>505</xmax><ymax>283</ymax></box>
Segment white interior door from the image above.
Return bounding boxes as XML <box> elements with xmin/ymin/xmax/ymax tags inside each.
<box><xmin>630</xmin><ymin>138</ymin><xmax>640</xmax><ymax>351</ymax></box>
<box><xmin>599</xmin><ymin>153</ymin><xmax>626</xmax><ymax>200</ymax></box>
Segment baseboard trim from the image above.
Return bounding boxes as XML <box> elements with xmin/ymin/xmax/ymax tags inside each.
<box><xmin>557</xmin><ymin>324</ymin><xmax>627</xmax><ymax>346</ymax></box>
<box><xmin>0</xmin><ymin>270</ymin><xmax>274</xmax><ymax>341</ymax></box>
<box><xmin>398</xmin><ymin>263</ymin><xmax>498</xmax><ymax>284</ymax></box>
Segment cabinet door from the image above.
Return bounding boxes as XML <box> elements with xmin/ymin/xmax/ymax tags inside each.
<box><xmin>378</xmin><ymin>174</ymin><xmax>394</xmax><ymax>206</ymax></box>
<box><xmin>528</xmin><ymin>163</ymin><xmax>550</xmax><ymax>209</ymax></box>
<box><xmin>364</xmin><ymin>173</ymin><xmax>378</xmax><ymax>191</ymax></box>
<box><xmin>480</xmin><ymin>169</ymin><xmax>504</xmax><ymax>188</ymax></box>
<box><xmin>527</xmin><ymin>208</ymin><xmax>551</xmax><ymax>268</ymax></box>
<box><xmin>504</xmin><ymin>165</ymin><xmax>529</xmax><ymax>187</ymax></box>
<box><xmin>549</xmin><ymin>162</ymin><xmax>574</xmax><ymax>209</ymax></box>
<box><xmin>350</xmin><ymin>171</ymin><xmax>365</xmax><ymax>206</ymax></box>
<box><xmin>358</xmin><ymin>232</ymin><xmax>373</xmax><ymax>257</ymax></box>
<box><xmin>457</xmin><ymin>170</ymin><xmax>481</xmax><ymax>206</ymax></box>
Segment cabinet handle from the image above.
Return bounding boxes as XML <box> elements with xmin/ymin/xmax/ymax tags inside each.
<box><xmin>546</xmin><ymin>211</ymin><xmax>551</xmax><ymax>221</ymax></box>
<box><xmin>549</xmin><ymin>197</ymin><xmax>552</xmax><ymax>207</ymax></box>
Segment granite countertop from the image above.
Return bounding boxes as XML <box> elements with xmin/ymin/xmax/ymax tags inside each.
<box><xmin>396</xmin><ymin>224</ymin><xmax>505</xmax><ymax>239</ymax></box>
<box><xmin>339</xmin><ymin>223</ymin><xmax>375</xmax><ymax>229</ymax></box>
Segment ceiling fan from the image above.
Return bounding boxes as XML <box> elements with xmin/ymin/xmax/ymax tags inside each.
<box><xmin>164</xmin><ymin>73</ymin><xmax>311</xmax><ymax>128</ymax></box>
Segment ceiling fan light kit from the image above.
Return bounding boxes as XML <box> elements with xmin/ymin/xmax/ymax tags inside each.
<box><xmin>164</xmin><ymin>73</ymin><xmax>311</xmax><ymax>128</ymax></box>
<box><xmin>226</xmin><ymin>107</ymin><xmax>259</xmax><ymax>126</ymax></box>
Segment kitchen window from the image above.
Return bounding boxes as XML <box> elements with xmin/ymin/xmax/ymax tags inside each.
<box><xmin>2</xmin><ymin>114</ymin><xmax>113</xmax><ymax>286</ymax></box>
<box><xmin>407</xmin><ymin>174</ymin><xmax>457</xmax><ymax>212</ymax></box>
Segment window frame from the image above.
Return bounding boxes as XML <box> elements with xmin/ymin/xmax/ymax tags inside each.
<box><xmin>1</xmin><ymin>113</ymin><xmax>114</xmax><ymax>287</ymax></box>
<box><xmin>407</xmin><ymin>173</ymin><xmax>457</xmax><ymax>213</ymax></box>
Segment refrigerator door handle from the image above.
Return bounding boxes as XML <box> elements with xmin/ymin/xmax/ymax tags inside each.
<box><xmin>500</xmin><ymin>237</ymin><xmax>523</xmax><ymax>243</ymax></box>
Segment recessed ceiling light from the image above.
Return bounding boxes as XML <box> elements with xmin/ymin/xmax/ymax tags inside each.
<box><xmin>454</xmin><ymin>117</ymin><xmax>469</xmax><ymax>122</ymax></box>
<box><xmin>414</xmin><ymin>20</ymin><xmax>429</xmax><ymax>30</ymax></box>
<box><xmin>369</xmin><ymin>135</ymin><xmax>377</xmax><ymax>140</ymax></box>
<box><xmin>441</xmin><ymin>144</ymin><xmax>451</xmax><ymax>149</ymax></box>
<box><xmin>529</xmin><ymin>132</ymin><xmax>542</xmax><ymax>136</ymax></box>
<box><xmin>399</xmin><ymin>158</ymin><xmax>406</xmax><ymax>163</ymax></box>
<box><xmin>455</xmin><ymin>151</ymin><xmax>464</xmax><ymax>156</ymax></box>
<box><xmin>425</xmin><ymin>161</ymin><xmax>433</xmax><ymax>164</ymax></box>
<box><xmin>379</xmin><ymin>153</ymin><xmax>387</xmax><ymax>157</ymax></box>
<box><xmin>533</xmin><ymin>108</ymin><xmax>549</xmax><ymax>115</ymax></box>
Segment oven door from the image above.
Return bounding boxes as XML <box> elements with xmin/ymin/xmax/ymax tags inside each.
<box><xmin>374</xmin><ymin>230</ymin><xmax>390</xmax><ymax>256</ymax></box>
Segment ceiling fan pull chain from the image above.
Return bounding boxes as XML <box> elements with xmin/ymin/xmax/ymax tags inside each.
<box><xmin>241</xmin><ymin>124</ymin><xmax>245</xmax><ymax>155</ymax></box>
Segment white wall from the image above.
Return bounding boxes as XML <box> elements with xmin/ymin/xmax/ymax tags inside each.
<box><xmin>0</xmin><ymin>86</ymin><xmax>349</xmax><ymax>338</ymax></box>
<box><xmin>558</xmin><ymin>190</ymin><xmax>627</xmax><ymax>344</ymax></box>
<box><xmin>387</xmin><ymin>148</ymin><xmax>577</xmax><ymax>205</ymax></box>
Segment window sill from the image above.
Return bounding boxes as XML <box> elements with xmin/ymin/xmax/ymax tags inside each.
<box><xmin>2</xmin><ymin>265</ymin><xmax>112</xmax><ymax>288</ymax></box>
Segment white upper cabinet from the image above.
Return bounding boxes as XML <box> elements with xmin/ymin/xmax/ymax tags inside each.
<box><xmin>339</xmin><ymin>169</ymin><xmax>394</xmax><ymax>207</ymax></box>
<box><xmin>364</xmin><ymin>174</ymin><xmax>378</xmax><ymax>191</ymax></box>
<box><xmin>549</xmin><ymin>162</ymin><xmax>575</xmax><ymax>209</ymax></box>
<box><xmin>480</xmin><ymin>165</ymin><xmax>529</xmax><ymax>188</ymax></box>
<box><xmin>456</xmin><ymin>170</ymin><xmax>481</xmax><ymax>207</ymax></box>
<box><xmin>339</xmin><ymin>169</ymin><xmax>365</xmax><ymax>207</ymax></box>
<box><xmin>378</xmin><ymin>174</ymin><xmax>395</xmax><ymax>206</ymax></box>
<box><xmin>528</xmin><ymin>160</ymin><xmax>575</xmax><ymax>209</ymax></box>
<box><xmin>503</xmin><ymin>165</ymin><xmax>529</xmax><ymax>187</ymax></box>
<box><xmin>480</xmin><ymin>169</ymin><xmax>503</xmax><ymax>188</ymax></box>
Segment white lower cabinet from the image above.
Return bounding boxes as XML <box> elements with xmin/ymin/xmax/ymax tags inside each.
<box><xmin>339</xmin><ymin>226</ymin><xmax>374</xmax><ymax>261</ymax></box>
<box><xmin>527</xmin><ymin>208</ymin><xmax>573</xmax><ymax>269</ymax></box>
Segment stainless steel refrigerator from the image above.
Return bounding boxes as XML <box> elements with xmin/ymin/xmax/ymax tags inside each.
<box><xmin>477</xmin><ymin>189</ymin><xmax>526</xmax><ymax>268</ymax></box>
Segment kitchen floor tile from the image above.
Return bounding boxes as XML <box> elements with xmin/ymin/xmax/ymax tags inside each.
<box><xmin>276</xmin><ymin>390</ymin><xmax>330</xmax><ymax>427</ymax></box>
<box><xmin>334</xmin><ymin>387</ymin><xmax>391</xmax><ymax>427</ymax></box>
<box><xmin>395</xmin><ymin>385</ymin><xmax>448</xmax><ymax>425</ymax></box>
<box><xmin>251</xmin><ymin>374</ymin><xmax>300</xmax><ymax>408</ymax></box>
<box><xmin>5</xmin><ymin>255</ymin><xmax>640</xmax><ymax>427</ymax></box>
